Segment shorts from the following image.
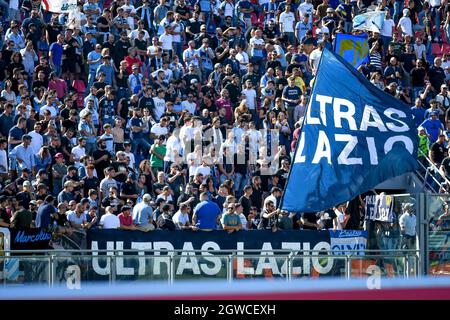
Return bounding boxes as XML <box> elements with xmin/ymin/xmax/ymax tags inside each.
<box><xmin>62</xmin><ymin>58</ymin><xmax>77</xmax><ymax>73</ymax></box>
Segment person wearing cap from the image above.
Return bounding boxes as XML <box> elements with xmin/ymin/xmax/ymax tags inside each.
<box><xmin>417</xmin><ymin>126</ymin><xmax>430</xmax><ymax>163</ymax></box>
<box><xmin>118</xmin><ymin>205</ymin><xmax>138</xmax><ymax>230</ymax></box>
<box><xmin>321</xmin><ymin>7</ymin><xmax>337</xmax><ymax>35</ymax></box>
<box><xmin>436</xmin><ymin>84</ymin><xmax>450</xmax><ymax>110</ymax></box>
<box><xmin>421</xmin><ymin>110</ymin><xmax>444</xmax><ymax>144</ymax></box>
<box><xmin>132</xmin><ymin>193</ymin><xmax>155</xmax><ymax>231</ymax></box>
<box><xmin>120</xmin><ymin>172</ymin><xmax>139</xmax><ymax>202</ymax></box>
<box><xmin>295</xmin><ymin>13</ymin><xmax>312</xmax><ymax>45</ymax></box>
<box><xmin>397</xmin><ymin>8</ymin><xmax>413</xmax><ymax>38</ymax></box>
<box><xmin>9</xmin><ymin>133</ymin><xmax>35</xmax><ymax>175</ymax></box>
<box><xmin>52</xmin><ymin>152</ymin><xmax>67</xmax><ymax>195</ymax></box>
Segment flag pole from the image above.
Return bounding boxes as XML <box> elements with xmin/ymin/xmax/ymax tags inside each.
<box><xmin>278</xmin><ymin>47</ymin><xmax>329</xmax><ymax>213</ymax></box>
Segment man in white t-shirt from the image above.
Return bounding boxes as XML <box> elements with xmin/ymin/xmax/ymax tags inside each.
<box><xmin>279</xmin><ymin>4</ymin><xmax>296</xmax><ymax>45</ymax></box>
<box><xmin>71</xmin><ymin>137</ymin><xmax>87</xmax><ymax>168</ymax></box>
<box><xmin>152</xmin><ymin>88</ymin><xmax>166</xmax><ymax>121</ymax></box>
<box><xmin>241</xmin><ymin>80</ymin><xmax>257</xmax><ymax>119</ymax></box>
<box><xmin>333</xmin><ymin>203</ymin><xmax>347</xmax><ymax>230</ymax></box>
<box><xmin>309</xmin><ymin>40</ymin><xmax>324</xmax><ymax>74</ymax></box>
<box><xmin>99</xmin><ymin>206</ymin><xmax>120</xmax><ymax>229</ymax></box>
<box><xmin>297</xmin><ymin>0</ymin><xmax>314</xmax><ymax>25</ymax></box>
<box><xmin>172</xmin><ymin>203</ymin><xmax>193</xmax><ymax>230</ymax></box>
<box><xmin>159</xmin><ymin>25</ymin><xmax>174</xmax><ymax>57</ymax></box>
<box><xmin>398</xmin><ymin>9</ymin><xmax>413</xmax><ymax>37</ymax></box>
<box><xmin>28</xmin><ymin>122</ymin><xmax>43</xmax><ymax>155</ymax></box>
<box><xmin>195</xmin><ymin>157</ymin><xmax>212</xmax><ymax>178</ymax></box>
<box><xmin>380</xmin><ymin>10</ymin><xmax>395</xmax><ymax>54</ymax></box>
<box><xmin>181</xmin><ymin>94</ymin><xmax>197</xmax><ymax>115</ymax></box>
<box><xmin>150</xmin><ymin>117</ymin><xmax>169</xmax><ymax>139</ymax></box>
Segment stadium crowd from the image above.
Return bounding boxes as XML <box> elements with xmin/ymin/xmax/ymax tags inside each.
<box><xmin>0</xmin><ymin>0</ymin><xmax>448</xmax><ymax>237</ymax></box>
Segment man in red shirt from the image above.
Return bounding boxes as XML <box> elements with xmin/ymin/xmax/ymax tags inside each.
<box><xmin>124</xmin><ymin>47</ymin><xmax>143</xmax><ymax>75</ymax></box>
<box><xmin>118</xmin><ymin>205</ymin><xmax>138</xmax><ymax>230</ymax></box>
<box><xmin>48</xmin><ymin>72</ymin><xmax>68</xmax><ymax>99</ymax></box>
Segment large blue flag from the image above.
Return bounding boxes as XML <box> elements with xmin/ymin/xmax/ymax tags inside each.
<box><xmin>281</xmin><ymin>48</ymin><xmax>419</xmax><ymax>213</ymax></box>
<box><xmin>334</xmin><ymin>33</ymin><xmax>369</xmax><ymax>68</ymax></box>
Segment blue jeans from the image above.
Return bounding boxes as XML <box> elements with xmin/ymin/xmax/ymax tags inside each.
<box><xmin>344</xmin><ymin>21</ymin><xmax>352</xmax><ymax>34</ymax></box>
<box><xmin>393</xmin><ymin>1</ymin><xmax>404</xmax><ymax>24</ymax></box>
<box><xmin>381</xmin><ymin>35</ymin><xmax>392</xmax><ymax>56</ymax></box>
<box><xmin>233</xmin><ymin>172</ymin><xmax>248</xmax><ymax>196</ymax></box>
<box><xmin>431</xmin><ymin>7</ymin><xmax>441</xmax><ymax>39</ymax></box>
<box><xmin>131</xmin><ymin>137</ymin><xmax>151</xmax><ymax>157</ymax></box>
<box><xmin>87</xmin><ymin>71</ymin><xmax>96</xmax><ymax>93</ymax></box>
<box><xmin>173</xmin><ymin>42</ymin><xmax>183</xmax><ymax>60</ymax></box>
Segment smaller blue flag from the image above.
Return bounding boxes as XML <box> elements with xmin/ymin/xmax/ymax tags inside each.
<box><xmin>334</xmin><ymin>33</ymin><xmax>369</xmax><ymax>68</ymax></box>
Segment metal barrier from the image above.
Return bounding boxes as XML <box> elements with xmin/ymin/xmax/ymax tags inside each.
<box><xmin>0</xmin><ymin>249</ymin><xmax>420</xmax><ymax>287</ymax></box>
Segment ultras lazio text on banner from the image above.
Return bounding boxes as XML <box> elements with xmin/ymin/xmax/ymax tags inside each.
<box><xmin>282</xmin><ymin>48</ymin><xmax>419</xmax><ymax>213</ymax></box>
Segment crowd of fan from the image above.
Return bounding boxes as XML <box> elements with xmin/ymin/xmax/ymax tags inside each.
<box><xmin>0</xmin><ymin>0</ymin><xmax>449</xmax><ymax>236</ymax></box>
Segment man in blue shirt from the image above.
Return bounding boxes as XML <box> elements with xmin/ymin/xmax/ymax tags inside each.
<box><xmin>49</xmin><ymin>34</ymin><xmax>64</xmax><ymax>77</ymax></box>
<box><xmin>282</xmin><ymin>76</ymin><xmax>302</xmax><ymax>126</ymax></box>
<box><xmin>193</xmin><ymin>192</ymin><xmax>222</xmax><ymax>231</ymax></box>
<box><xmin>421</xmin><ymin>112</ymin><xmax>444</xmax><ymax>144</ymax></box>
<box><xmin>96</xmin><ymin>55</ymin><xmax>115</xmax><ymax>86</ymax></box>
<box><xmin>35</xmin><ymin>195</ymin><xmax>57</xmax><ymax>229</ymax></box>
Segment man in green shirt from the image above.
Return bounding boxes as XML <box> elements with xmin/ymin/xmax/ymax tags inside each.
<box><xmin>150</xmin><ymin>136</ymin><xmax>167</xmax><ymax>177</ymax></box>
<box><xmin>222</xmin><ymin>203</ymin><xmax>242</xmax><ymax>234</ymax></box>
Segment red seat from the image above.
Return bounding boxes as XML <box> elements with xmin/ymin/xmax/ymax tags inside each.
<box><xmin>432</xmin><ymin>43</ymin><xmax>443</xmax><ymax>57</ymax></box>
<box><xmin>442</xmin><ymin>43</ymin><xmax>450</xmax><ymax>55</ymax></box>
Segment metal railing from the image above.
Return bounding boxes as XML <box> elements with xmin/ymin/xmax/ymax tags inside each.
<box><xmin>0</xmin><ymin>249</ymin><xmax>420</xmax><ymax>287</ymax></box>
<box><xmin>417</xmin><ymin>150</ymin><xmax>450</xmax><ymax>193</ymax></box>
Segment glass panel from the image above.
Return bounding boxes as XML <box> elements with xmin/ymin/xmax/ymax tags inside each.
<box><xmin>173</xmin><ymin>255</ymin><xmax>228</xmax><ymax>281</ymax></box>
<box><xmin>231</xmin><ymin>255</ymin><xmax>289</xmax><ymax>281</ymax></box>
<box><xmin>348</xmin><ymin>255</ymin><xmax>414</xmax><ymax>278</ymax></box>
<box><xmin>427</xmin><ymin>194</ymin><xmax>450</xmax><ymax>276</ymax></box>
<box><xmin>1</xmin><ymin>256</ymin><xmax>50</xmax><ymax>286</ymax></box>
<box><xmin>290</xmin><ymin>256</ymin><xmax>347</xmax><ymax>278</ymax></box>
<box><xmin>114</xmin><ymin>255</ymin><xmax>169</xmax><ymax>282</ymax></box>
<box><xmin>52</xmin><ymin>255</ymin><xmax>111</xmax><ymax>285</ymax></box>
<box><xmin>365</xmin><ymin>194</ymin><xmax>418</xmax><ymax>254</ymax></box>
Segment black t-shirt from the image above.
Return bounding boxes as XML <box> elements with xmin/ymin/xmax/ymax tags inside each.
<box><xmin>116</xmin><ymin>71</ymin><xmax>129</xmax><ymax>88</ymax></box>
<box><xmin>47</xmin><ymin>25</ymin><xmax>63</xmax><ymax>44</ymax></box>
<box><xmin>431</xmin><ymin>142</ymin><xmax>446</xmax><ymax>164</ymax></box>
<box><xmin>301</xmin><ymin>212</ymin><xmax>318</xmax><ymax>230</ymax></box>
<box><xmin>224</xmin><ymin>83</ymin><xmax>240</xmax><ymax>105</ymax></box>
<box><xmin>111</xmin><ymin>161</ymin><xmax>128</xmax><ymax>183</ymax></box>
<box><xmin>157</xmin><ymin>214</ymin><xmax>176</xmax><ymax>231</ymax></box>
<box><xmin>97</xmin><ymin>16</ymin><xmax>110</xmax><ymax>32</ymax></box>
<box><xmin>64</xmin><ymin>37</ymin><xmax>78</xmax><ymax>59</ymax></box>
<box><xmin>321</xmin><ymin>209</ymin><xmax>337</xmax><ymax>230</ymax></box>
<box><xmin>175</xmin><ymin>5</ymin><xmax>190</xmax><ymax>20</ymax></box>
<box><xmin>263</xmin><ymin>26</ymin><xmax>278</xmax><ymax>40</ymax></box>
<box><xmin>275</xmin><ymin>77</ymin><xmax>288</xmax><ymax>98</ymax></box>
<box><xmin>153</xmin><ymin>182</ymin><xmax>167</xmax><ymax>195</ymax></box>
<box><xmin>0</xmin><ymin>208</ymin><xmax>10</xmax><ymax>224</ymax></box>
<box><xmin>121</xmin><ymin>181</ymin><xmax>137</xmax><ymax>197</ymax></box>
<box><xmin>62</xmin><ymin>119</ymin><xmax>77</xmax><ymax>134</ymax></box>
<box><xmin>258</xmin><ymin>209</ymin><xmax>278</xmax><ymax>230</ymax></box>
<box><xmin>411</xmin><ymin>67</ymin><xmax>426</xmax><ymax>87</ymax></box>
<box><xmin>93</xmin><ymin>149</ymin><xmax>111</xmax><ymax>179</ymax></box>
<box><xmin>82</xmin><ymin>176</ymin><xmax>100</xmax><ymax>196</ymax></box>
<box><xmin>400</xmin><ymin>53</ymin><xmax>417</xmax><ymax>73</ymax></box>
<box><xmin>239</xmin><ymin>195</ymin><xmax>252</xmax><ymax>217</ymax></box>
